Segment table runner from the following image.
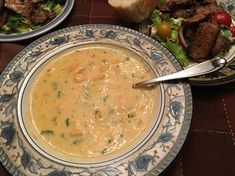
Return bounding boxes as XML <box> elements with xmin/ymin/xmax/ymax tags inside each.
<box><xmin>0</xmin><ymin>0</ymin><xmax>235</xmax><ymax>175</ymax></box>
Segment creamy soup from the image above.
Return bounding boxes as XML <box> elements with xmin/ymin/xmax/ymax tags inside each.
<box><xmin>25</xmin><ymin>45</ymin><xmax>158</xmax><ymax>158</ymax></box>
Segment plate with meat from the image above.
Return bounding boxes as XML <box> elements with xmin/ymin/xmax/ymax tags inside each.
<box><xmin>0</xmin><ymin>0</ymin><xmax>74</xmax><ymax>42</ymax></box>
<box><xmin>139</xmin><ymin>0</ymin><xmax>235</xmax><ymax>86</ymax></box>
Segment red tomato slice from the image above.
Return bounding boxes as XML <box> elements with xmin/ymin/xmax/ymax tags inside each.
<box><xmin>212</xmin><ymin>11</ymin><xmax>232</xmax><ymax>28</ymax></box>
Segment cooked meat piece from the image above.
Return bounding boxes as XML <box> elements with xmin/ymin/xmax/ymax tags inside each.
<box><xmin>30</xmin><ymin>6</ymin><xmax>56</xmax><ymax>25</ymax></box>
<box><xmin>156</xmin><ymin>0</ymin><xmax>193</xmax><ymax>13</ymax></box>
<box><xmin>184</xmin><ymin>7</ymin><xmax>209</xmax><ymax>24</ymax></box>
<box><xmin>209</xmin><ymin>17</ymin><xmax>220</xmax><ymax>25</ymax></box>
<box><xmin>31</xmin><ymin>7</ymin><xmax>49</xmax><ymax>24</ymax></box>
<box><xmin>48</xmin><ymin>11</ymin><xmax>56</xmax><ymax>20</ymax></box>
<box><xmin>166</xmin><ymin>0</ymin><xmax>193</xmax><ymax>8</ymax></box>
<box><xmin>190</xmin><ymin>22</ymin><xmax>219</xmax><ymax>62</ymax></box>
<box><xmin>155</xmin><ymin>2</ymin><xmax>171</xmax><ymax>12</ymax></box>
<box><xmin>31</xmin><ymin>0</ymin><xmax>44</xmax><ymax>3</ymax></box>
<box><xmin>0</xmin><ymin>0</ymin><xmax>4</xmax><ymax>11</ymax></box>
<box><xmin>206</xmin><ymin>2</ymin><xmax>223</xmax><ymax>12</ymax></box>
<box><xmin>192</xmin><ymin>0</ymin><xmax>216</xmax><ymax>5</ymax></box>
<box><xmin>5</xmin><ymin>0</ymin><xmax>33</xmax><ymax>17</ymax></box>
<box><xmin>0</xmin><ymin>8</ymin><xmax>8</xmax><ymax>27</ymax></box>
<box><xmin>183</xmin><ymin>25</ymin><xmax>197</xmax><ymax>41</ymax></box>
<box><xmin>202</xmin><ymin>0</ymin><xmax>216</xmax><ymax>4</ymax></box>
<box><xmin>184</xmin><ymin>3</ymin><xmax>222</xmax><ymax>24</ymax></box>
<box><xmin>173</xmin><ymin>9</ymin><xmax>195</xmax><ymax>19</ymax></box>
<box><xmin>192</xmin><ymin>0</ymin><xmax>201</xmax><ymax>6</ymax></box>
<box><xmin>211</xmin><ymin>36</ymin><xmax>231</xmax><ymax>56</ymax></box>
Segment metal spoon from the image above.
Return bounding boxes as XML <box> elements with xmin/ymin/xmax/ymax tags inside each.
<box><xmin>132</xmin><ymin>57</ymin><xmax>227</xmax><ymax>89</ymax></box>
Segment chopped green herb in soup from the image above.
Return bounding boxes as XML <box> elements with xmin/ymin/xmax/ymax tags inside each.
<box><xmin>26</xmin><ymin>45</ymin><xmax>157</xmax><ymax>157</ymax></box>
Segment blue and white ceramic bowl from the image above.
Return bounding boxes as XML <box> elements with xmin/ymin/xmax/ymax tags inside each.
<box><xmin>0</xmin><ymin>24</ymin><xmax>193</xmax><ymax>175</ymax></box>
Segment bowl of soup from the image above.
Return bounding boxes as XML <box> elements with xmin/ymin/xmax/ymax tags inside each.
<box><xmin>0</xmin><ymin>24</ymin><xmax>192</xmax><ymax>175</ymax></box>
<box><xmin>19</xmin><ymin>43</ymin><xmax>162</xmax><ymax>164</ymax></box>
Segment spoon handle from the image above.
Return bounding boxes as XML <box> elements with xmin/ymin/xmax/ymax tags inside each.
<box><xmin>132</xmin><ymin>57</ymin><xmax>227</xmax><ymax>88</ymax></box>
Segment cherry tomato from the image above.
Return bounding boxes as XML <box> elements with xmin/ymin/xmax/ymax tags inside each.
<box><xmin>212</xmin><ymin>11</ymin><xmax>232</xmax><ymax>28</ymax></box>
<box><xmin>230</xmin><ymin>26</ymin><xmax>235</xmax><ymax>37</ymax></box>
<box><xmin>156</xmin><ymin>23</ymin><xmax>172</xmax><ymax>40</ymax></box>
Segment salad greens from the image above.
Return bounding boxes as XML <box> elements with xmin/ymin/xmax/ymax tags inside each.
<box><xmin>220</xmin><ymin>27</ymin><xmax>233</xmax><ymax>39</ymax></box>
<box><xmin>41</xmin><ymin>0</ymin><xmax>63</xmax><ymax>15</ymax></box>
<box><xmin>149</xmin><ymin>9</ymin><xmax>234</xmax><ymax>66</ymax></box>
<box><xmin>1</xmin><ymin>0</ymin><xmax>64</xmax><ymax>34</ymax></box>
<box><xmin>2</xmin><ymin>12</ymin><xmax>39</xmax><ymax>33</ymax></box>
<box><xmin>53</xmin><ymin>4</ymin><xmax>63</xmax><ymax>15</ymax></box>
<box><xmin>150</xmin><ymin>10</ymin><xmax>189</xmax><ymax>66</ymax></box>
<box><xmin>165</xmin><ymin>40</ymin><xmax>189</xmax><ymax>67</ymax></box>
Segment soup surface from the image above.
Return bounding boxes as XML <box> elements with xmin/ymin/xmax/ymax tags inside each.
<box><xmin>25</xmin><ymin>45</ymin><xmax>158</xmax><ymax>158</ymax></box>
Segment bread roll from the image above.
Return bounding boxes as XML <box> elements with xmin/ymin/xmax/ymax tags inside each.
<box><xmin>108</xmin><ymin>0</ymin><xmax>159</xmax><ymax>23</ymax></box>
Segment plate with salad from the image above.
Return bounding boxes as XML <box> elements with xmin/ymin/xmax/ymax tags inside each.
<box><xmin>140</xmin><ymin>0</ymin><xmax>235</xmax><ymax>86</ymax></box>
<box><xmin>0</xmin><ymin>0</ymin><xmax>74</xmax><ymax>42</ymax></box>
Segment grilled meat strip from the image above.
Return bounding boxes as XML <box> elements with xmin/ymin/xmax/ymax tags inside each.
<box><xmin>190</xmin><ymin>22</ymin><xmax>220</xmax><ymax>62</ymax></box>
<box><xmin>5</xmin><ymin>0</ymin><xmax>33</xmax><ymax>17</ymax></box>
<box><xmin>156</xmin><ymin>0</ymin><xmax>193</xmax><ymax>13</ymax></box>
<box><xmin>157</xmin><ymin>0</ymin><xmax>222</xmax><ymax>24</ymax></box>
<box><xmin>211</xmin><ymin>36</ymin><xmax>231</xmax><ymax>56</ymax></box>
<box><xmin>201</xmin><ymin>0</ymin><xmax>217</xmax><ymax>4</ymax></box>
<box><xmin>0</xmin><ymin>0</ymin><xmax>4</xmax><ymax>10</ymax></box>
<box><xmin>0</xmin><ymin>8</ymin><xmax>7</xmax><ymax>27</ymax></box>
<box><xmin>183</xmin><ymin>25</ymin><xmax>197</xmax><ymax>41</ymax></box>
<box><xmin>184</xmin><ymin>3</ymin><xmax>222</xmax><ymax>24</ymax></box>
<box><xmin>173</xmin><ymin>8</ymin><xmax>195</xmax><ymax>19</ymax></box>
<box><xmin>31</xmin><ymin>0</ymin><xmax>44</xmax><ymax>2</ymax></box>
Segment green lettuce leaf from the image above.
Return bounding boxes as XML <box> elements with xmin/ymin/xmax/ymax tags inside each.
<box><xmin>220</xmin><ymin>28</ymin><xmax>232</xmax><ymax>38</ymax></box>
<box><xmin>165</xmin><ymin>40</ymin><xmax>189</xmax><ymax>67</ymax></box>
<box><xmin>150</xmin><ymin>10</ymin><xmax>162</xmax><ymax>26</ymax></box>
<box><xmin>41</xmin><ymin>0</ymin><xmax>57</xmax><ymax>12</ymax></box>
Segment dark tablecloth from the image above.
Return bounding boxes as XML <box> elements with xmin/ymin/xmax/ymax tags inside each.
<box><xmin>1</xmin><ymin>0</ymin><xmax>235</xmax><ymax>175</ymax></box>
